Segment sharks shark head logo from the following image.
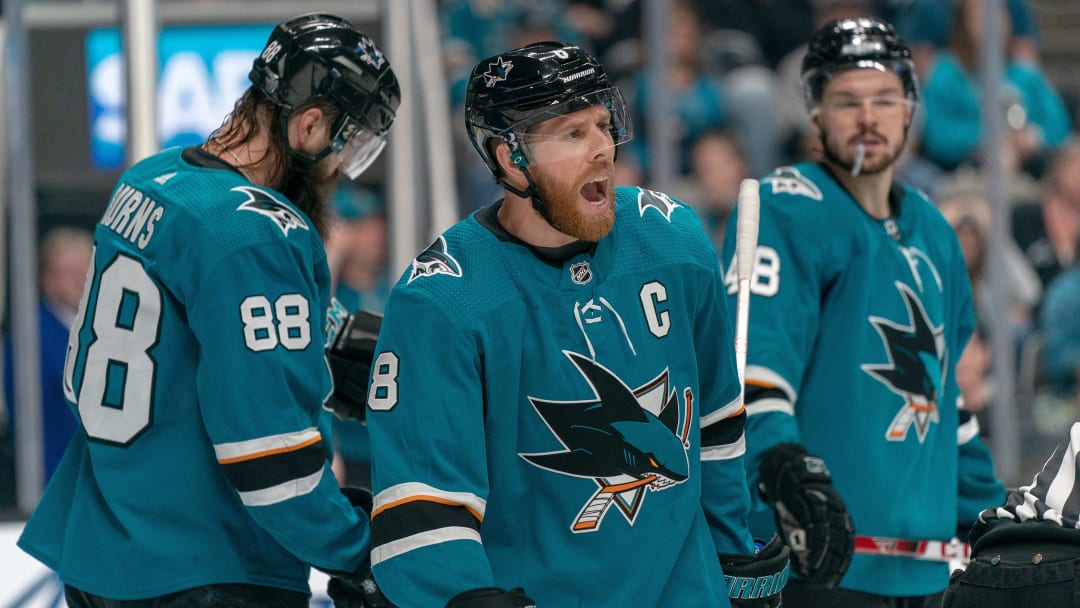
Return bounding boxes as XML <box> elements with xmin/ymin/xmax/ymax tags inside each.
<box><xmin>763</xmin><ymin>166</ymin><xmax>823</xmax><ymax>201</ymax></box>
<box><xmin>233</xmin><ymin>186</ymin><xmax>309</xmax><ymax>236</ymax></box>
<box><xmin>637</xmin><ymin>188</ymin><xmax>681</xmax><ymax>222</ymax></box>
<box><xmin>862</xmin><ymin>282</ymin><xmax>946</xmax><ymax>443</ymax></box>
<box><xmin>483</xmin><ymin>56</ymin><xmax>513</xmax><ymax>87</ymax></box>
<box><xmin>521</xmin><ymin>351</ymin><xmax>692</xmax><ymax>533</ymax></box>
<box><xmin>408</xmin><ymin>236</ymin><xmax>462</xmax><ymax>283</ymax></box>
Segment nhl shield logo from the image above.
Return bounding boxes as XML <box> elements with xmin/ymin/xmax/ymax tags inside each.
<box><xmin>570</xmin><ymin>261</ymin><xmax>593</xmax><ymax>285</ymax></box>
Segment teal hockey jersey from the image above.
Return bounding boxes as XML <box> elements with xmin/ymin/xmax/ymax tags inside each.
<box><xmin>18</xmin><ymin>147</ymin><xmax>369</xmax><ymax>599</ymax></box>
<box><xmin>366</xmin><ymin>187</ymin><xmax>755</xmax><ymax>607</ymax></box>
<box><xmin>721</xmin><ymin>163</ymin><xmax>1004</xmax><ymax>596</ymax></box>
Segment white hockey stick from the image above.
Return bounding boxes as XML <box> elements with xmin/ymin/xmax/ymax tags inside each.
<box><xmin>734</xmin><ymin>178</ymin><xmax>761</xmax><ymax>404</ymax></box>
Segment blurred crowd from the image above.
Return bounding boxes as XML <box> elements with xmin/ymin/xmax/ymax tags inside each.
<box><xmin>439</xmin><ymin>0</ymin><xmax>1080</xmax><ymax>469</ymax></box>
<box><xmin>3</xmin><ymin>0</ymin><xmax>1080</xmax><ymax>509</ymax></box>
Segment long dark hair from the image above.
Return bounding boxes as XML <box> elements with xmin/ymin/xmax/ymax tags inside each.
<box><xmin>210</xmin><ymin>88</ymin><xmax>343</xmax><ymax>239</ymax></box>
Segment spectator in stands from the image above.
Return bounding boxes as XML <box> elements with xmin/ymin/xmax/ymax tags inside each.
<box><xmin>624</xmin><ymin>0</ymin><xmax>782</xmax><ymax>178</ymax></box>
<box><xmin>675</xmin><ymin>129</ymin><xmax>749</xmax><ymax>252</ymax></box>
<box><xmin>917</xmin><ymin>0</ymin><xmax>1070</xmax><ymax>178</ymax></box>
<box><xmin>3</xmin><ymin>226</ymin><xmax>92</xmax><ymax>483</ymax></box>
<box><xmin>325</xmin><ymin>184</ymin><xmax>391</xmax><ymax>489</ymax></box>
<box><xmin>623</xmin><ymin>0</ymin><xmax>727</xmax><ymax>179</ymax></box>
<box><xmin>937</xmin><ymin>188</ymin><xmax>1042</xmax><ymax>430</ymax></box>
<box><xmin>897</xmin><ymin>0</ymin><xmax>1041</xmax><ymax>77</ymax></box>
<box><xmin>1038</xmin><ymin>241</ymin><xmax>1080</xmax><ymax>404</ymax></box>
<box><xmin>693</xmin><ymin>0</ymin><xmax>815</xmax><ymax>70</ymax></box>
<box><xmin>938</xmin><ymin>187</ymin><xmax>1042</xmax><ymax>339</ymax></box>
<box><xmin>1013</xmin><ymin>139</ymin><xmax>1080</xmax><ymax>300</ymax></box>
<box><xmin>327</xmin><ymin>185</ymin><xmax>390</xmax><ymax>314</ymax></box>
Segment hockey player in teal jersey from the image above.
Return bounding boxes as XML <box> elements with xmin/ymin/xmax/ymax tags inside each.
<box><xmin>720</xmin><ymin>17</ymin><xmax>1005</xmax><ymax>607</ymax></box>
<box><xmin>17</xmin><ymin>14</ymin><xmax>399</xmax><ymax>607</ymax></box>
<box><xmin>348</xmin><ymin>42</ymin><xmax>789</xmax><ymax>608</ymax></box>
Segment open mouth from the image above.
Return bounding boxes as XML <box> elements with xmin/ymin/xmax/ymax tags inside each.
<box><xmin>580</xmin><ymin>176</ymin><xmax>610</xmax><ymax>205</ymax></box>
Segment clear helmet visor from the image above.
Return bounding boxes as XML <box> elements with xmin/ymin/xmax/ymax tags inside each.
<box><xmin>506</xmin><ymin>87</ymin><xmax>634</xmax><ymax>167</ymax></box>
<box><xmin>330</xmin><ymin>118</ymin><xmax>389</xmax><ymax>180</ymax></box>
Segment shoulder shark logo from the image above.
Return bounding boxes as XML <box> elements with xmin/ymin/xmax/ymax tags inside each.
<box><xmin>521</xmin><ymin>351</ymin><xmax>692</xmax><ymax>533</ymax></box>
<box><xmin>408</xmin><ymin>235</ymin><xmax>463</xmax><ymax>283</ymax></box>
<box><xmin>233</xmin><ymin>186</ymin><xmax>308</xmax><ymax>236</ymax></box>
<box><xmin>483</xmin><ymin>56</ymin><xmax>513</xmax><ymax>87</ymax></box>
<box><xmin>861</xmin><ymin>282</ymin><xmax>946</xmax><ymax>443</ymax></box>
<box><xmin>637</xmin><ymin>188</ymin><xmax>682</xmax><ymax>222</ymax></box>
<box><xmin>763</xmin><ymin>166</ymin><xmax>823</xmax><ymax>201</ymax></box>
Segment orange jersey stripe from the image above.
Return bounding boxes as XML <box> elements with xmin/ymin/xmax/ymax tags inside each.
<box><xmin>217</xmin><ymin>435</ymin><xmax>322</xmax><ymax>465</ymax></box>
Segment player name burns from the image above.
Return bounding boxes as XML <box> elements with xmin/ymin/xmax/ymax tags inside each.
<box><xmin>99</xmin><ymin>182</ymin><xmax>166</xmax><ymax>250</ymax></box>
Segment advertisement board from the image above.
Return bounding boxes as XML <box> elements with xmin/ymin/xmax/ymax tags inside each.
<box><xmin>85</xmin><ymin>23</ymin><xmax>274</xmax><ymax>169</ymax></box>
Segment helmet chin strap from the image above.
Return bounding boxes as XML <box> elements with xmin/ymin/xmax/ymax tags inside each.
<box><xmin>500</xmin><ymin>147</ymin><xmax>556</xmax><ymax>225</ymax></box>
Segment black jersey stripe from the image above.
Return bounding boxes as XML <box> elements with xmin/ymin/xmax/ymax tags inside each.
<box><xmin>701</xmin><ymin>409</ymin><xmax>746</xmax><ymax>449</ymax></box>
<box><xmin>745</xmin><ymin>384</ymin><xmax>787</xmax><ymax>406</ymax></box>
<box><xmin>219</xmin><ymin>440</ymin><xmax>326</xmax><ymax>493</ymax></box>
<box><xmin>371</xmin><ymin>498</ymin><xmax>482</xmax><ymax>548</ymax></box>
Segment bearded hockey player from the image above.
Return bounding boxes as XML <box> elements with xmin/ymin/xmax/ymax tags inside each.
<box><xmin>722</xmin><ymin>17</ymin><xmax>1005</xmax><ymax>607</ymax></box>
<box><xmin>352</xmin><ymin>41</ymin><xmax>789</xmax><ymax>607</ymax></box>
<box><xmin>19</xmin><ymin>13</ymin><xmax>399</xmax><ymax>607</ymax></box>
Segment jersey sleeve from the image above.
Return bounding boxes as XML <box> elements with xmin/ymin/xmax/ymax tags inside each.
<box><xmin>696</xmin><ymin>257</ymin><xmax>755</xmax><ymax>555</ymax></box>
<box><xmin>365</xmin><ymin>285</ymin><xmax>494</xmax><ymax>607</ymax></box>
<box><xmin>190</xmin><ymin>241</ymin><xmax>369</xmax><ymax>575</ymax></box>
<box><xmin>956</xmin><ymin>410</ymin><xmax>1006</xmax><ymax>529</ymax></box>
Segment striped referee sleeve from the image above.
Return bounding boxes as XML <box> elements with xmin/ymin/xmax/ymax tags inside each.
<box><xmin>979</xmin><ymin>421</ymin><xmax>1080</xmax><ymax>529</ymax></box>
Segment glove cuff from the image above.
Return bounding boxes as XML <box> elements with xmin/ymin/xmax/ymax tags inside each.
<box><xmin>758</xmin><ymin>443</ymin><xmax>829</xmax><ymax>501</ymax></box>
<box><xmin>445</xmin><ymin>587</ymin><xmax>536</xmax><ymax>608</ymax></box>
<box><xmin>718</xmin><ymin>534</ymin><xmax>790</xmax><ymax>607</ymax></box>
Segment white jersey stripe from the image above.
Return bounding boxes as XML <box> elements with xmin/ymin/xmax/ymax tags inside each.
<box><xmin>237</xmin><ymin>469</ymin><xmax>322</xmax><ymax>507</ymax></box>
<box><xmin>700</xmin><ymin>396</ymin><xmax>743</xmax><ymax>428</ymax></box>
<box><xmin>374</xmin><ymin>482</ymin><xmax>487</xmax><ymax>518</ymax></box>
<box><xmin>745</xmin><ymin>397</ymin><xmax>794</xmax><ymax>417</ymax></box>
<box><xmin>371</xmin><ymin>526</ymin><xmax>482</xmax><ymax>566</ymax></box>
<box><xmin>213</xmin><ymin>428</ymin><xmax>322</xmax><ymax>462</ymax></box>
<box><xmin>745</xmin><ymin>365</ymin><xmax>797</xmax><ymax>402</ymax></box>
<box><xmin>702</xmin><ymin>435</ymin><xmax>746</xmax><ymax>461</ymax></box>
<box><xmin>957</xmin><ymin>415</ymin><xmax>980</xmax><ymax>445</ymax></box>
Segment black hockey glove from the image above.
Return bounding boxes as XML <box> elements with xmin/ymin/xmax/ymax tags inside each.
<box><xmin>718</xmin><ymin>534</ymin><xmax>790</xmax><ymax>607</ymax></box>
<box><xmin>758</xmin><ymin>443</ymin><xmax>854</xmax><ymax>588</ymax></box>
<box><xmin>326</xmin><ymin>310</ymin><xmax>383</xmax><ymax>420</ymax></box>
<box><xmin>445</xmin><ymin>587</ymin><xmax>537</xmax><ymax>608</ymax></box>
<box><xmin>327</xmin><ymin>571</ymin><xmax>394</xmax><ymax>608</ymax></box>
<box><xmin>324</xmin><ymin>487</ymin><xmax>394</xmax><ymax>608</ymax></box>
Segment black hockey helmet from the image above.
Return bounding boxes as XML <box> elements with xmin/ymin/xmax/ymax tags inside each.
<box><xmin>801</xmin><ymin>17</ymin><xmax>917</xmax><ymax>110</ymax></box>
<box><xmin>249</xmin><ymin>13</ymin><xmax>400</xmax><ymax>178</ymax></box>
<box><xmin>464</xmin><ymin>41</ymin><xmax>633</xmax><ymax>178</ymax></box>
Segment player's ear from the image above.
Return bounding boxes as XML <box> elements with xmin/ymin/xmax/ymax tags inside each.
<box><xmin>289</xmin><ymin>106</ymin><xmax>329</xmax><ymax>155</ymax></box>
<box><xmin>494</xmin><ymin>140</ymin><xmax>528</xmax><ymax>190</ymax></box>
<box><xmin>809</xmin><ymin>109</ymin><xmax>823</xmax><ymax>136</ymax></box>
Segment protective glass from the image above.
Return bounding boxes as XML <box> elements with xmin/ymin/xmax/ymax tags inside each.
<box><xmin>507</xmin><ymin>87</ymin><xmax>634</xmax><ymax>167</ymax></box>
<box><xmin>330</xmin><ymin>119</ymin><xmax>388</xmax><ymax>180</ymax></box>
<box><xmin>820</xmin><ymin>94</ymin><xmax>914</xmax><ymax>116</ymax></box>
